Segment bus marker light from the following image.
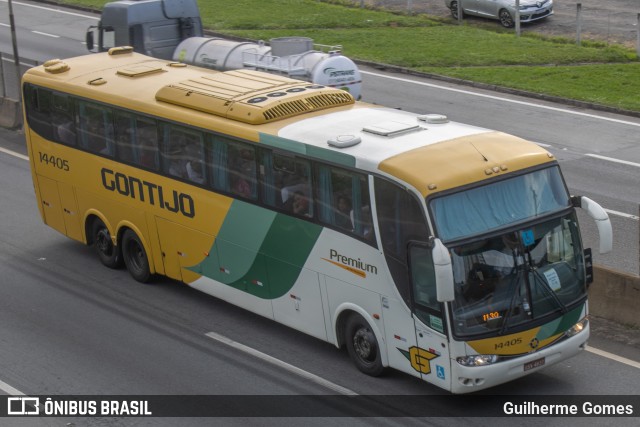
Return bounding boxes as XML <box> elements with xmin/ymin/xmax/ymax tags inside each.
<box><xmin>373</xmin><ymin>313</ymin><xmax>380</xmax><ymax>320</ymax></box>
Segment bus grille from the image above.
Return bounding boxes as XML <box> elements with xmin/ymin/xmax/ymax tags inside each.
<box><xmin>262</xmin><ymin>92</ymin><xmax>354</xmax><ymax>122</ymax></box>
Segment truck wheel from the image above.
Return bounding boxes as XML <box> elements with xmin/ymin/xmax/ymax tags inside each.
<box><xmin>345</xmin><ymin>314</ymin><xmax>385</xmax><ymax>376</ymax></box>
<box><xmin>92</xmin><ymin>218</ymin><xmax>122</xmax><ymax>269</ymax></box>
<box><xmin>121</xmin><ymin>229</ymin><xmax>151</xmax><ymax>283</ymax></box>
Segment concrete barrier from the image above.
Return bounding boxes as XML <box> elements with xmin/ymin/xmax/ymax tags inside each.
<box><xmin>590</xmin><ymin>266</ymin><xmax>640</xmax><ymax>328</ymax></box>
<box><xmin>0</xmin><ymin>98</ymin><xmax>23</xmax><ymax>129</ymax></box>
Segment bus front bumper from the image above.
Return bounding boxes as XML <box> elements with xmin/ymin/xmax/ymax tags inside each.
<box><xmin>449</xmin><ymin>323</ymin><xmax>589</xmax><ymax>394</ymax></box>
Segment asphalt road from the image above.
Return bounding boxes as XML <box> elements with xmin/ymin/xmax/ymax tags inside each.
<box><xmin>1</xmin><ymin>1</ymin><xmax>640</xmax><ymax>425</ymax></box>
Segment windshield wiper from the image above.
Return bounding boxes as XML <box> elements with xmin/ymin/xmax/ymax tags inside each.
<box><xmin>529</xmin><ymin>266</ymin><xmax>568</xmax><ymax>314</ymax></box>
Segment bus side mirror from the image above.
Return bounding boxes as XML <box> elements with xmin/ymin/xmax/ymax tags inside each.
<box><xmin>432</xmin><ymin>238</ymin><xmax>455</xmax><ymax>302</ymax></box>
<box><xmin>86</xmin><ymin>27</ymin><xmax>96</xmax><ymax>52</ymax></box>
<box><xmin>573</xmin><ymin>196</ymin><xmax>613</xmax><ymax>254</ymax></box>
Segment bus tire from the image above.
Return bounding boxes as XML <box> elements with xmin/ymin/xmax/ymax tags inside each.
<box><xmin>121</xmin><ymin>229</ymin><xmax>152</xmax><ymax>283</ymax></box>
<box><xmin>91</xmin><ymin>218</ymin><xmax>123</xmax><ymax>269</ymax></box>
<box><xmin>345</xmin><ymin>314</ymin><xmax>385</xmax><ymax>376</ymax></box>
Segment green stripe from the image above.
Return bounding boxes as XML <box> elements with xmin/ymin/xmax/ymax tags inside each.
<box><xmin>259</xmin><ymin>214</ymin><xmax>322</xmax><ymax>298</ymax></box>
<box><xmin>189</xmin><ymin>200</ymin><xmax>322</xmax><ymax>299</ymax></box>
<box><xmin>536</xmin><ymin>304</ymin><xmax>584</xmax><ymax>339</ymax></box>
<box><xmin>260</xmin><ymin>134</ymin><xmax>307</xmax><ymax>155</ymax></box>
<box><xmin>260</xmin><ymin>133</ymin><xmax>356</xmax><ymax>168</ymax></box>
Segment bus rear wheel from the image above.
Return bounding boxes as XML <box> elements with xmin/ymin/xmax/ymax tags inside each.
<box><xmin>121</xmin><ymin>229</ymin><xmax>152</xmax><ymax>283</ymax></box>
<box><xmin>92</xmin><ymin>218</ymin><xmax>122</xmax><ymax>269</ymax></box>
<box><xmin>345</xmin><ymin>314</ymin><xmax>384</xmax><ymax>376</ymax></box>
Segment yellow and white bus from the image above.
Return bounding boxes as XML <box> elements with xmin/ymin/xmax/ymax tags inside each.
<box><xmin>22</xmin><ymin>48</ymin><xmax>612</xmax><ymax>393</ymax></box>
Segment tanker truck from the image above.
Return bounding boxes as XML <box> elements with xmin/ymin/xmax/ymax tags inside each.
<box><xmin>86</xmin><ymin>0</ymin><xmax>362</xmax><ymax>99</ymax></box>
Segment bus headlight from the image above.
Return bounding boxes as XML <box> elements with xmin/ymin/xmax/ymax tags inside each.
<box><xmin>456</xmin><ymin>355</ymin><xmax>498</xmax><ymax>367</ymax></box>
<box><xmin>565</xmin><ymin>317</ymin><xmax>589</xmax><ymax>338</ymax></box>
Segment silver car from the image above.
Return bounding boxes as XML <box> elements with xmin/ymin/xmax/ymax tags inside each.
<box><xmin>445</xmin><ymin>0</ymin><xmax>553</xmax><ymax>28</ymax></box>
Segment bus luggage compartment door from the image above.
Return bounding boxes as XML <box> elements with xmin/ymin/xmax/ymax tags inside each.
<box><xmin>57</xmin><ymin>181</ymin><xmax>82</xmax><ymax>241</ymax></box>
<box><xmin>37</xmin><ymin>175</ymin><xmax>67</xmax><ymax>237</ymax></box>
<box><xmin>155</xmin><ymin>217</ymin><xmax>217</xmax><ymax>283</ymax></box>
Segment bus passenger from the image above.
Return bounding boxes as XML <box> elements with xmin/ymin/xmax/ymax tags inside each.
<box><xmin>186</xmin><ymin>160</ymin><xmax>205</xmax><ymax>184</ymax></box>
<box><xmin>335</xmin><ymin>195</ymin><xmax>352</xmax><ymax>230</ymax></box>
<box><xmin>292</xmin><ymin>191</ymin><xmax>311</xmax><ymax>218</ymax></box>
<box><xmin>231</xmin><ymin>173</ymin><xmax>251</xmax><ymax>198</ymax></box>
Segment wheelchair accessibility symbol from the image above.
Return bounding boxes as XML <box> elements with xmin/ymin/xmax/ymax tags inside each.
<box><xmin>436</xmin><ymin>365</ymin><xmax>445</xmax><ymax>380</ymax></box>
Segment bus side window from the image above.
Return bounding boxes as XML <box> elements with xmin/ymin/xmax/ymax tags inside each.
<box><xmin>77</xmin><ymin>101</ymin><xmax>114</xmax><ymax>156</ymax></box>
<box><xmin>227</xmin><ymin>142</ymin><xmax>256</xmax><ymax>200</ymax></box>
<box><xmin>114</xmin><ymin>113</ymin><xmax>158</xmax><ymax>170</ymax></box>
<box><xmin>50</xmin><ymin>92</ymin><xmax>76</xmax><ymax>146</ymax></box>
<box><xmin>259</xmin><ymin>148</ymin><xmax>278</xmax><ymax>207</ymax></box>
<box><xmin>114</xmin><ymin>112</ymin><xmax>136</xmax><ymax>164</ymax></box>
<box><xmin>24</xmin><ymin>85</ymin><xmax>54</xmax><ymax>140</ymax></box>
<box><xmin>160</xmin><ymin>123</ymin><xmax>204</xmax><ymax>184</ymax></box>
<box><xmin>136</xmin><ymin>118</ymin><xmax>159</xmax><ymax>170</ymax></box>
<box><xmin>316</xmin><ymin>165</ymin><xmax>372</xmax><ymax>242</ymax></box>
<box><xmin>278</xmin><ymin>156</ymin><xmax>312</xmax><ymax>218</ymax></box>
<box><xmin>208</xmin><ymin>135</ymin><xmax>229</xmax><ymax>193</ymax></box>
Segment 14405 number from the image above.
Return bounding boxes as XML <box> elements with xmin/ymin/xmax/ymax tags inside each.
<box><xmin>39</xmin><ymin>152</ymin><xmax>69</xmax><ymax>171</ymax></box>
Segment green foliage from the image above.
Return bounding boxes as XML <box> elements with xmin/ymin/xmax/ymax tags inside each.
<box><xmin>421</xmin><ymin>64</ymin><xmax>640</xmax><ymax>111</ymax></box>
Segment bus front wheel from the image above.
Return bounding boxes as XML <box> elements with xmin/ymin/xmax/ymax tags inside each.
<box><xmin>92</xmin><ymin>218</ymin><xmax>122</xmax><ymax>269</ymax></box>
<box><xmin>121</xmin><ymin>229</ymin><xmax>152</xmax><ymax>283</ymax></box>
<box><xmin>345</xmin><ymin>314</ymin><xmax>385</xmax><ymax>376</ymax></box>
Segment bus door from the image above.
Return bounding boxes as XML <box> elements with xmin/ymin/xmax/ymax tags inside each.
<box><xmin>381</xmin><ymin>291</ymin><xmax>421</xmax><ymax>378</ymax></box>
<box><xmin>408</xmin><ymin>243</ymin><xmax>452</xmax><ymax>389</ymax></box>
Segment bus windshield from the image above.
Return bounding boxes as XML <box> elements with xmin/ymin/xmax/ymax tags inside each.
<box><xmin>430</xmin><ymin>166</ymin><xmax>569</xmax><ymax>242</ymax></box>
<box><xmin>448</xmin><ymin>212</ymin><xmax>586</xmax><ymax>338</ymax></box>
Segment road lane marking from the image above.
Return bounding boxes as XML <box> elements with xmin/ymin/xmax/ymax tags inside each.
<box><xmin>585</xmin><ymin>153</ymin><xmax>640</xmax><ymax>168</ymax></box>
<box><xmin>205</xmin><ymin>331</ymin><xmax>357</xmax><ymax>395</ymax></box>
<box><xmin>587</xmin><ymin>346</ymin><xmax>640</xmax><ymax>370</ymax></box>
<box><xmin>0</xmin><ymin>378</ymin><xmax>25</xmax><ymax>396</ymax></box>
<box><xmin>32</xmin><ymin>30</ymin><xmax>60</xmax><ymax>38</ymax></box>
<box><xmin>0</xmin><ymin>146</ymin><xmax>29</xmax><ymax>161</ymax></box>
<box><xmin>361</xmin><ymin>70</ymin><xmax>640</xmax><ymax>128</ymax></box>
<box><xmin>604</xmin><ymin>209</ymin><xmax>639</xmax><ymax>221</ymax></box>
<box><xmin>0</xmin><ymin>0</ymin><xmax>99</xmax><ymax>20</ymax></box>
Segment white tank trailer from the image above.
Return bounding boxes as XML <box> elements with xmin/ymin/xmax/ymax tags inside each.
<box><xmin>88</xmin><ymin>1</ymin><xmax>363</xmax><ymax>98</ymax></box>
<box><xmin>172</xmin><ymin>36</ymin><xmax>362</xmax><ymax>100</ymax></box>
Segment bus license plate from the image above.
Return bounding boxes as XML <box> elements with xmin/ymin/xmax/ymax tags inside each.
<box><xmin>524</xmin><ymin>357</ymin><xmax>545</xmax><ymax>371</ymax></box>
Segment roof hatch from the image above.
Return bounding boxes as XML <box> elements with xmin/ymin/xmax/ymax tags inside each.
<box><xmin>362</xmin><ymin>120</ymin><xmax>421</xmax><ymax>137</ymax></box>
